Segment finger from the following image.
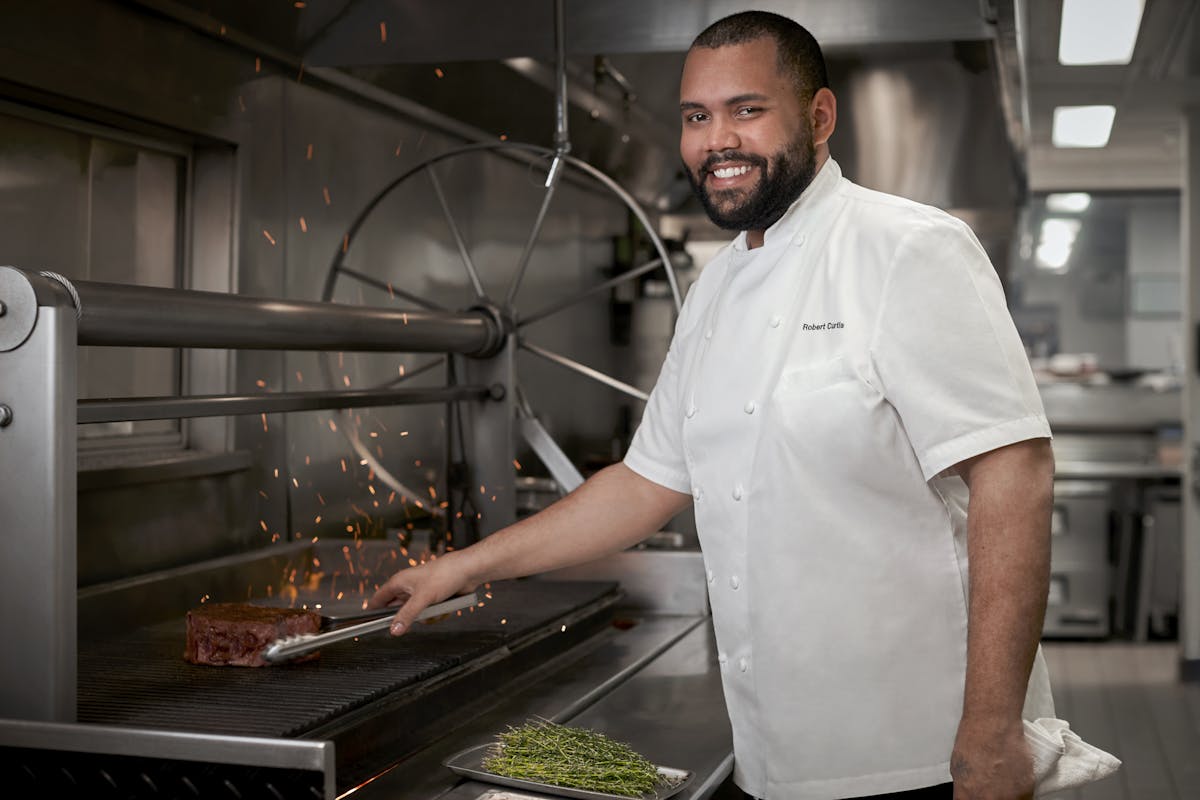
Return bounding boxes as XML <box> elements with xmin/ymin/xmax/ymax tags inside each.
<box><xmin>366</xmin><ymin>584</ymin><xmax>399</xmax><ymax>609</ymax></box>
<box><xmin>388</xmin><ymin>593</ymin><xmax>436</xmax><ymax>636</ymax></box>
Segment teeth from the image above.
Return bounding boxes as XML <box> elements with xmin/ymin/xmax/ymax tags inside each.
<box><xmin>712</xmin><ymin>165</ymin><xmax>751</xmax><ymax>179</ymax></box>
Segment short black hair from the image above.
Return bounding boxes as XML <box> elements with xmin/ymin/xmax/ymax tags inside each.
<box><xmin>691</xmin><ymin>10</ymin><xmax>829</xmax><ymax>101</ymax></box>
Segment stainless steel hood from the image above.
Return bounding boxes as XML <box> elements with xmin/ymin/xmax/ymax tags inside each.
<box><xmin>138</xmin><ymin>0</ymin><xmax>1024</xmax><ymax>272</ymax></box>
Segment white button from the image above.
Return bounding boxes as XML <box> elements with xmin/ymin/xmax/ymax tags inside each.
<box><xmin>706</xmin><ymin>569</ymin><xmax>714</xmax><ymax>584</ymax></box>
<box><xmin>769</xmin><ymin>316</ymin><xmax>782</xmax><ymax>328</ymax></box>
<box><xmin>718</xmin><ymin>652</ymin><xmax>728</xmax><ymax>665</ymax></box>
<box><xmin>692</xmin><ymin>487</ymin><xmax>702</xmax><ymax>502</ymax></box>
<box><xmin>738</xmin><ymin>657</ymin><xmax>749</xmax><ymax>672</ymax></box>
<box><xmin>730</xmin><ymin>575</ymin><xmax>740</xmax><ymax>589</ymax></box>
<box><xmin>685</xmin><ymin>405</ymin><xmax>697</xmax><ymax>419</ymax></box>
<box><xmin>704</xmin><ymin>328</ymin><xmax>713</xmax><ymax>339</ymax></box>
<box><xmin>793</xmin><ymin>234</ymin><xmax>807</xmax><ymax>247</ymax></box>
<box><xmin>744</xmin><ymin>400</ymin><xmax>756</xmax><ymax>414</ymax></box>
<box><xmin>732</xmin><ymin>484</ymin><xmax>743</xmax><ymax>501</ymax></box>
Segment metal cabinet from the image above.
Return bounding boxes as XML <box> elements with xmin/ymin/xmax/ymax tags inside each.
<box><xmin>1043</xmin><ymin>480</ymin><xmax>1114</xmax><ymax>638</ymax></box>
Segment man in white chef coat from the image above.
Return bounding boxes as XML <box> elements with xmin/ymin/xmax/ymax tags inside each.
<box><xmin>371</xmin><ymin>10</ymin><xmax>1055</xmax><ymax>800</ymax></box>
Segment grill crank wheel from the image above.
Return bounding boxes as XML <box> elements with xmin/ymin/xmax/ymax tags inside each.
<box><xmin>319</xmin><ymin>141</ymin><xmax>683</xmax><ymax>543</ymax></box>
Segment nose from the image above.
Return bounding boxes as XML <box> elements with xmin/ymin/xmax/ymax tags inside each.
<box><xmin>705</xmin><ymin>117</ymin><xmax>740</xmax><ymax>153</ymax></box>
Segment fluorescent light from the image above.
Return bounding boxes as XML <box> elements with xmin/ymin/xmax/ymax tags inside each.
<box><xmin>1036</xmin><ymin>218</ymin><xmax>1081</xmax><ymax>271</ymax></box>
<box><xmin>1052</xmin><ymin>106</ymin><xmax>1116</xmax><ymax>148</ymax></box>
<box><xmin>1059</xmin><ymin>0</ymin><xmax>1145</xmax><ymax>65</ymax></box>
<box><xmin>1045</xmin><ymin>192</ymin><xmax>1092</xmax><ymax>213</ymax></box>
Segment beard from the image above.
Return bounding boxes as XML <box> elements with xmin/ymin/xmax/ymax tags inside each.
<box><xmin>685</xmin><ymin>132</ymin><xmax>817</xmax><ymax>232</ymax></box>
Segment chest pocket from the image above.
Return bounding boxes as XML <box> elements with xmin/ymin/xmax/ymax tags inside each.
<box><xmin>774</xmin><ymin>356</ymin><xmax>858</xmax><ymax>398</ymax></box>
<box><xmin>767</xmin><ymin>356</ymin><xmax>873</xmax><ymax>465</ymax></box>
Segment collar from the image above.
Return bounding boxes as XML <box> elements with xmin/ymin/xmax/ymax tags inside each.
<box><xmin>731</xmin><ymin>157</ymin><xmax>843</xmax><ymax>252</ymax></box>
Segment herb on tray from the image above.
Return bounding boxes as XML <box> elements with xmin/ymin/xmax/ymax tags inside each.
<box><xmin>483</xmin><ymin>718</ymin><xmax>661</xmax><ymax>797</ymax></box>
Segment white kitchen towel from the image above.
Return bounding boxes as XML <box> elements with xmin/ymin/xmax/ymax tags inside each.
<box><xmin>1024</xmin><ymin>717</ymin><xmax>1121</xmax><ymax>796</ymax></box>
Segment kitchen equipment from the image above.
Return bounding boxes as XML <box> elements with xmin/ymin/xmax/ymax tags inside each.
<box><xmin>264</xmin><ymin>591</ymin><xmax>481</xmax><ymax>663</ymax></box>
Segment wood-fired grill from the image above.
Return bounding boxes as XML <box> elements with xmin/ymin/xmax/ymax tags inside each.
<box><xmin>9</xmin><ymin>580</ymin><xmax>623</xmax><ymax>796</ymax></box>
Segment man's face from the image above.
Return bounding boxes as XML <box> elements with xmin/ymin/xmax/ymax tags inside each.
<box><xmin>679</xmin><ymin>37</ymin><xmax>817</xmax><ymax>233</ymax></box>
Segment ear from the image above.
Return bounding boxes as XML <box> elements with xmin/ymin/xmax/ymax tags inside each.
<box><xmin>810</xmin><ymin>87</ymin><xmax>837</xmax><ymax>147</ymax></box>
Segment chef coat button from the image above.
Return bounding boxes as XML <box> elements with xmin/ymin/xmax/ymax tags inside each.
<box><xmin>692</xmin><ymin>487</ymin><xmax>702</xmax><ymax>502</ymax></box>
<box><xmin>738</xmin><ymin>657</ymin><xmax>749</xmax><ymax>672</ymax></box>
<box><xmin>704</xmin><ymin>328</ymin><xmax>713</xmax><ymax>339</ymax></box>
<box><xmin>718</xmin><ymin>652</ymin><xmax>728</xmax><ymax>666</ymax></box>
<box><xmin>706</xmin><ymin>569</ymin><xmax>714</xmax><ymax>584</ymax></box>
<box><xmin>769</xmin><ymin>316</ymin><xmax>782</xmax><ymax>328</ymax></box>
<box><xmin>730</xmin><ymin>575</ymin><xmax>740</xmax><ymax>590</ymax></box>
<box><xmin>794</xmin><ymin>234</ymin><xmax>807</xmax><ymax>247</ymax></box>
<box><xmin>743</xmin><ymin>400</ymin><xmax>756</xmax><ymax>414</ymax></box>
<box><xmin>685</xmin><ymin>405</ymin><xmax>697</xmax><ymax>419</ymax></box>
<box><xmin>732</xmin><ymin>484</ymin><xmax>743</xmax><ymax>501</ymax></box>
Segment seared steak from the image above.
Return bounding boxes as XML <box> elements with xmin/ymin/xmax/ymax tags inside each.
<box><xmin>184</xmin><ymin>603</ymin><xmax>321</xmax><ymax>667</ymax></box>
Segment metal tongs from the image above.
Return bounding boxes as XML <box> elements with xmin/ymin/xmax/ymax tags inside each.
<box><xmin>263</xmin><ymin>592</ymin><xmax>481</xmax><ymax>664</ymax></box>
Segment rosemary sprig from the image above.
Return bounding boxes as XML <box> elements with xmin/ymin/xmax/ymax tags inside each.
<box><xmin>483</xmin><ymin>718</ymin><xmax>661</xmax><ymax>797</ymax></box>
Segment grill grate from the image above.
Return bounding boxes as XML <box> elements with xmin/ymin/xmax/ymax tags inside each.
<box><xmin>78</xmin><ymin>580</ymin><xmax>618</xmax><ymax>739</ymax></box>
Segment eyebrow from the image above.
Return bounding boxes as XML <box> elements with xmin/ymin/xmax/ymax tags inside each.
<box><xmin>679</xmin><ymin>93</ymin><xmax>771</xmax><ymax>111</ymax></box>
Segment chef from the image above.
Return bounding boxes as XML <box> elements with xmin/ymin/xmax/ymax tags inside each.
<box><xmin>371</xmin><ymin>10</ymin><xmax>1055</xmax><ymax>800</ymax></box>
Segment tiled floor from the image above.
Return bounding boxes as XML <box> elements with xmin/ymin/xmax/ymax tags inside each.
<box><xmin>1040</xmin><ymin>641</ymin><xmax>1200</xmax><ymax>799</ymax></box>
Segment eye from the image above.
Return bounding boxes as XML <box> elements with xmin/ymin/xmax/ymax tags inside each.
<box><xmin>684</xmin><ymin>111</ymin><xmax>710</xmax><ymax>124</ymax></box>
<box><xmin>735</xmin><ymin>106</ymin><xmax>761</xmax><ymax>117</ymax></box>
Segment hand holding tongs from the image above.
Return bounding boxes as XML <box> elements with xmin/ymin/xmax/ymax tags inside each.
<box><xmin>263</xmin><ymin>591</ymin><xmax>481</xmax><ymax>664</ymax></box>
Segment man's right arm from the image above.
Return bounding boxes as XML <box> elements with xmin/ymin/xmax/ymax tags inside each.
<box><xmin>369</xmin><ymin>462</ymin><xmax>693</xmax><ymax>635</ymax></box>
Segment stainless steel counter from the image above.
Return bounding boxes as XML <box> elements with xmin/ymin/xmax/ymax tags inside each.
<box><xmin>357</xmin><ymin>615</ymin><xmax>733</xmax><ymax>800</ymax></box>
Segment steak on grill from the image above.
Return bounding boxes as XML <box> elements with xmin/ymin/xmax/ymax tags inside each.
<box><xmin>184</xmin><ymin>603</ymin><xmax>321</xmax><ymax>667</ymax></box>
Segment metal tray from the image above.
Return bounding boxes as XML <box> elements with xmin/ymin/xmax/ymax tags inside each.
<box><xmin>443</xmin><ymin>743</ymin><xmax>693</xmax><ymax>800</ymax></box>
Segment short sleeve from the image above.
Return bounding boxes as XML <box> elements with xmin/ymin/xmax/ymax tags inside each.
<box><xmin>868</xmin><ymin>215</ymin><xmax>1051</xmax><ymax>481</ymax></box>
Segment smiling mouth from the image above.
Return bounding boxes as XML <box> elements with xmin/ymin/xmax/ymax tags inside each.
<box><xmin>708</xmin><ymin>164</ymin><xmax>753</xmax><ymax>180</ymax></box>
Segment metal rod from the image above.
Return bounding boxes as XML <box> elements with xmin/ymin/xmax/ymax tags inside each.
<box><xmin>552</xmin><ymin>0</ymin><xmax>570</xmax><ymax>154</ymax></box>
<box><xmin>520</xmin><ymin>340</ymin><xmax>649</xmax><ymax>402</ymax></box>
<box><xmin>518</xmin><ymin>258</ymin><xmax>664</xmax><ymax>328</ymax></box>
<box><xmin>336</xmin><ymin>265</ymin><xmax>445</xmax><ymax>310</ymax></box>
<box><xmin>427</xmin><ymin>166</ymin><xmax>487</xmax><ymax>300</ymax></box>
<box><xmin>501</xmin><ymin>0</ymin><xmax>572</xmax><ymax>310</ymax></box>
<box><xmin>503</xmin><ymin>173</ymin><xmax>561</xmax><ymax>309</ymax></box>
<box><xmin>74</xmin><ymin>279</ymin><xmax>499</xmax><ymax>354</ymax></box>
<box><xmin>78</xmin><ymin>385</ymin><xmax>490</xmax><ymax>423</ymax></box>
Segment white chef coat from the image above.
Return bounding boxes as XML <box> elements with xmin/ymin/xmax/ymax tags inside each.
<box><xmin>624</xmin><ymin>158</ymin><xmax>1056</xmax><ymax>800</ymax></box>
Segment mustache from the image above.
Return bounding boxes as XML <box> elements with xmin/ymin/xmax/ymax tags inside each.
<box><xmin>701</xmin><ymin>151</ymin><xmax>768</xmax><ymax>174</ymax></box>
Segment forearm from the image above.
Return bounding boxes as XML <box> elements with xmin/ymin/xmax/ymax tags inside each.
<box><xmin>454</xmin><ymin>462</ymin><xmax>691</xmax><ymax>586</ymax></box>
<box><xmin>961</xmin><ymin>438</ymin><xmax>1055</xmax><ymax>721</ymax></box>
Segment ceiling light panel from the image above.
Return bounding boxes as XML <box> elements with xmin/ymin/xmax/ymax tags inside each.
<box><xmin>1052</xmin><ymin>106</ymin><xmax>1117</xmax><ymax>148</ymax></box>
<box><xmin>1059</xmin><ymin>0</ymin><xmax>1146</xmax><ymax>65</ymax></box>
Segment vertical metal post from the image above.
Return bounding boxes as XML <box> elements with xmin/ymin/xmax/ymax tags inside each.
<box><xmin>1181</xmin><ymin>105</ymin><xmax>1200</xmax><ymax>681</ymax></box>
<box><xmin>454</xmin><ymin>335</ymin><xmax>516</xmax><ymax>539</ymax></box>
<box><xmin>0</xmin><ymin>267</ymin><xmax>77</xmax><ymax>720</ymax></box>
